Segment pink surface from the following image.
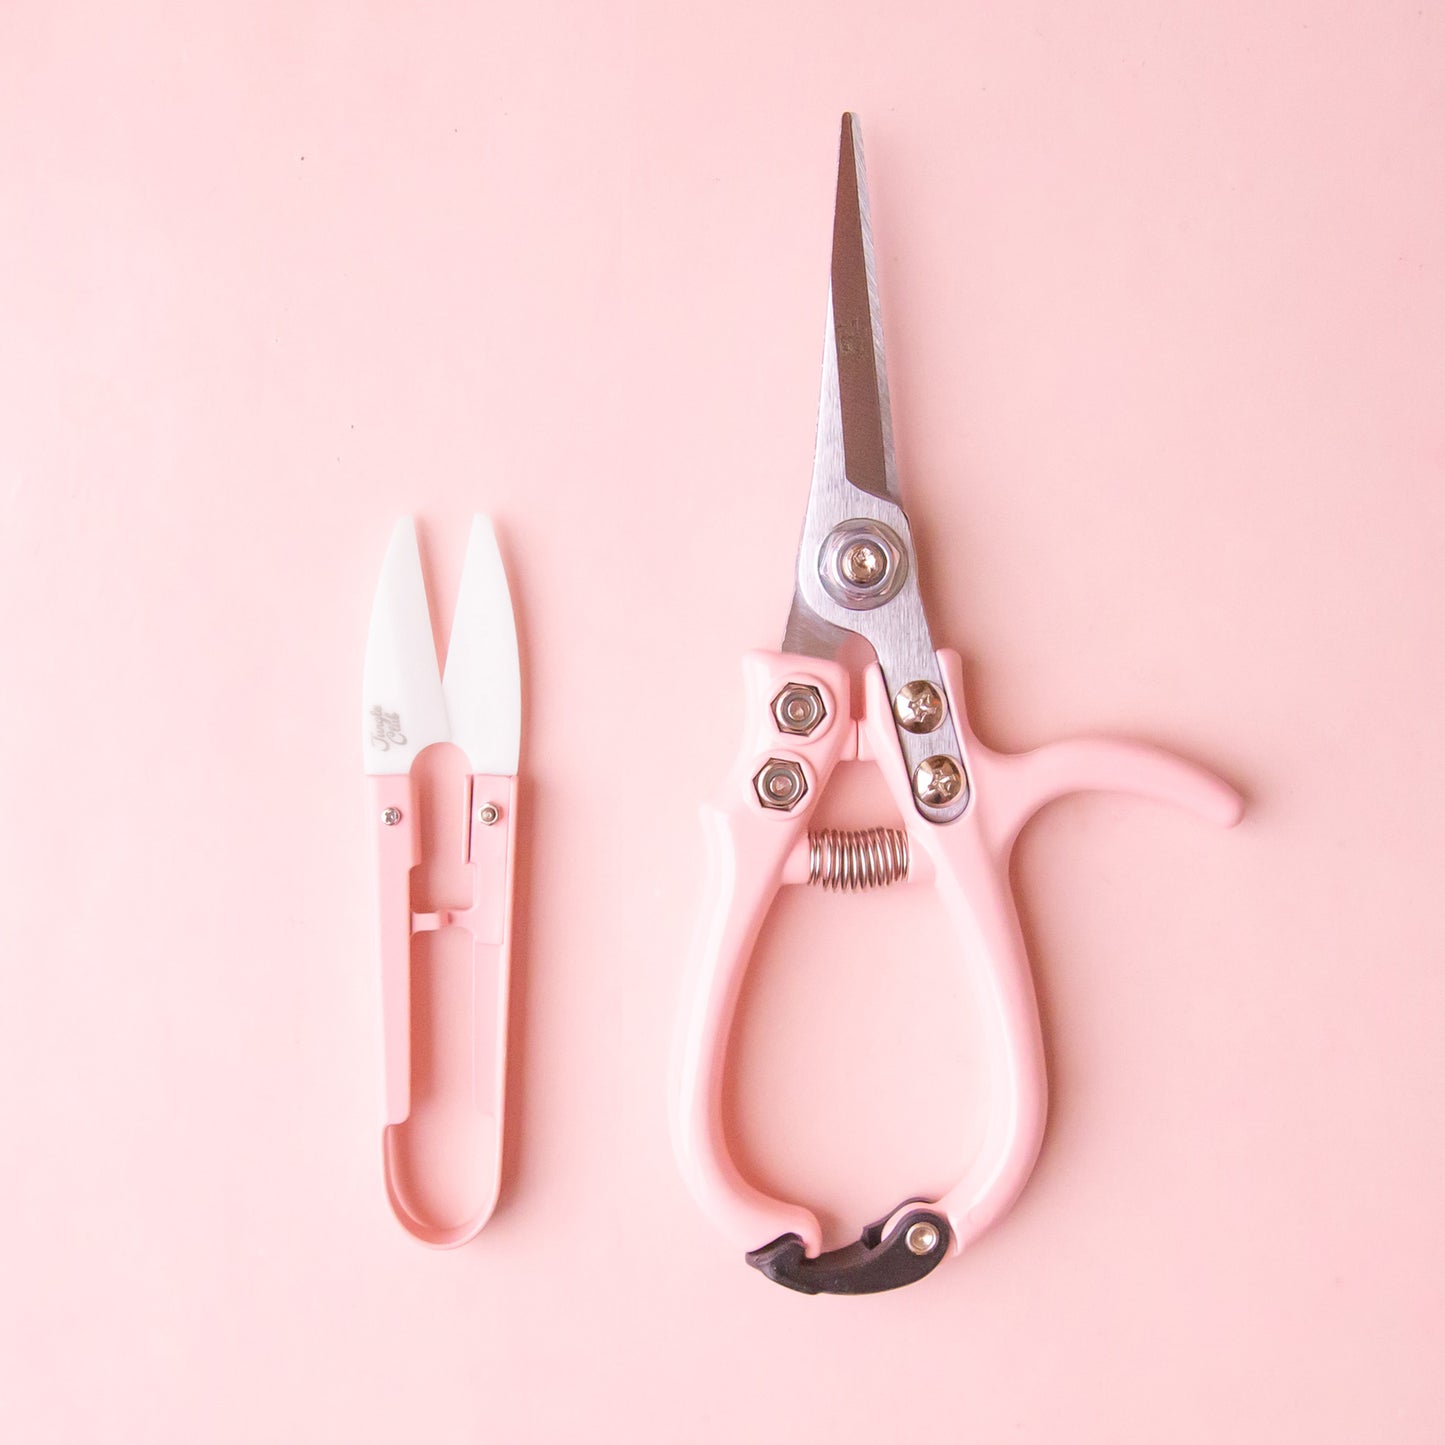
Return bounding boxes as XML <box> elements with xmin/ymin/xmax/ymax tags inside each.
<box><xmin>1</xmin><ymin>3</ymin><xmax>1443</xmax><ymax>1441</ymax></box>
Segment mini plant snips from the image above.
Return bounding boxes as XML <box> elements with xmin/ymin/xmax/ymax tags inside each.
<box><xmin>363</xmin><ymin>515</ymin><xmax>520</xmax><ymax>1247</ymax></box>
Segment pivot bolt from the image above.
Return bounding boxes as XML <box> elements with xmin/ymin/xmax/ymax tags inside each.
<box><xmin>754</xmin><ymin>758</ymin><xmax>808</xmax><ymax>812</ymax></box>
<box><xmin>841</xmin><ymin>540</ymin><xmax>887</xmax><ymax>588</ymax></box>
<box><xmin>905</xmin><ymin>1221</ymin><xmax>940</xmax><ymax>1256</ymax></box>
<box><xmin>893</xmin><ymin>679</ymin><xmax>946</xmax><ymax>734</ymax></box>
<box><xmin>771</xmin><ymin>682</ymin><xmax>827</xmax><ymax>736</ymax></box>
<box><xmin>818</xmin><ymin>519</ymin><xmax>908</xmax><ymax>610</ymax></box>
<box><xmin>380</xmin><ymin>807</ymin><xmax>403</xmax><ymax>826</ymax></box>
<box><xmin>913</xmin><ymin>755</ymin><xmax>964</xmax><ymax>807</ymax></box>
<box><xmin>477</xmin><ymin>802</ymin><xmax>501</xmax><ymax>826</ymax></box>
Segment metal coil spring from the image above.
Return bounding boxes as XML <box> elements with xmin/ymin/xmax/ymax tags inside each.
<box><xmin>807</xmin><ymin>827</ymin><xmax>910</xmax><ymax>891</ymax></box>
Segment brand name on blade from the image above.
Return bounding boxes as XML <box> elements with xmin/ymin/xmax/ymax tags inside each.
<box><xmin>837</xmin><ymin>315</ymin><xmax>868</xmax><ymax>356</ymax></box>
<box><xmin>369</xmin><ymin>705</ymin><xmax>407</xmax><ymax>751</ymax></box>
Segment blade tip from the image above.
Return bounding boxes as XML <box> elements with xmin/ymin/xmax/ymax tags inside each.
<box><xmin>839</xmin><ymin>112</ymin><xmax>866</xmax><ymax>175</ymax></box>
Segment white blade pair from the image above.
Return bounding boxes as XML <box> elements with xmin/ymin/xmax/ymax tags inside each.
<box><xmin>363</xmin><ymin>515</ymin><xmax>520</xmax><ymax>776</ymax></box>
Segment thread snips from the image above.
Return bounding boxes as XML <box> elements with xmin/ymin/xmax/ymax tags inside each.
<box><xmin>672</xmin><ymin>115</ymin><xmax>1243</xmax><ymax>1295</ymax></box>
<box><xmin>363</xmin><ymin>515</ymin><xmax>520</xmax><ymax>1246</ymax></box>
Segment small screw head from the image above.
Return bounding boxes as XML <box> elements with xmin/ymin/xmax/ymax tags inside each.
<box><xmin>753</xmin><ymin>758</ymin><xmax>808</xmax><ymax>812</ymax></box>
<box><xmin>905</xmin><ymin>1221</ymin><xmax>940</xmax><ymax>1256</ymax></box>
<box><xmin>840</xmin><ymin>540</ymin><xmax>887</xmax><ymax>587</ymax></box>
<box><xmin>477</xmin><ymin>802</ymin><xmax>501</xmax><ymax>826</ymax></box>
<box><xmin>771</xmin><ymin>682</ymin><xmax>827</xmax><ymax>737</ymax></box>
<box><xmin>913</xmin><ymin>755</ymin><xmax>964</xmax><ymax>807</ymax></box>
<box><xmin>380</xmin><ymin>806</ymin><xmax>403</xmax><ymax>826</ymax></box>
<box><xmin>893</xmin><ymin>679</ymin><xmax>946</xmax><ymax>734</ymax></box>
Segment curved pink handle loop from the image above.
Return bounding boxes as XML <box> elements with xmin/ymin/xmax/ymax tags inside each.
<box><xmin>672</xmin><ymin>652</ymin><xmax>855</xmax><ymax>1258</ymax></box>
<box><xmin>381</xmin><ymin>1132</ymin><xmax>501</xmax><ymax>1249</ymax></box>
<box><xmin>674</xmin><ymin>647</ymin><xmax>1243</xmax><ymax>1271</ymax></box>
<box><xmin>861</xmin><ymin>651</ymin><xmax>1241</xmax><ymax>1253</ymax></box>
<box><xmin>370</xmin><ymin>773</ymin><xmax>518</xmax><ymax>1250</ymax></box>
<box><xmin>855</xmin><ymin>658</ymin><xmax>1047</xmax><ymax>1253</ymax></box>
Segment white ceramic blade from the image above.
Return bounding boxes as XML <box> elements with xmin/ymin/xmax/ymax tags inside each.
<box><xmin>363</xmin><ymin>517</ymin><xmax>451</xmax><ymax>775</ymax></box>
<box><xmin>442</xmin><ymin>514</ymin><xmax>520</xmax><ymax>775</ymax></box>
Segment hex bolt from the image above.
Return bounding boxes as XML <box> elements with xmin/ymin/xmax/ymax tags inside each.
<box><xmin>771</xmin><ymin>682</ymin><xmax>827</xmax><ymax>737</ymax></box>
<box><xmin>477</xmin><ymin>802</ymin><xmax>501</xmax><ymax>826</ymax></box>
<box><xmin>893</xmin><ymin>679</ymin><xmax>946</xmax><ymax>734</ymax></box>
<box><xmin>913</xmin><ymin>755</ymin><xmax>964</xmax><ymax>807</ymax></box>
<box><xmin>381</xmin><ymin>807</ymin><xmax>403</xmax><ymax>826</ymax></box>
<box><xmin>905</xmin><ymin>1221</ymin><xmax>940</xmax><ymax>1256</ymax></box>
<box><xmin>753</xmin><ymin>758</ymin><xmax>808</xmax><ymax>812</ymax></box>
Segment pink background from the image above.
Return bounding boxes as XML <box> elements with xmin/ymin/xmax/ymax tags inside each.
<box><xmin>2</xmin><ymin>3</ymin><xmax>1443</xmax><ymax>1441</ymax></box>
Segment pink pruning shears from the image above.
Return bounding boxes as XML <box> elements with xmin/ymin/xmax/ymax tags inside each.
<box><xmin>363</xmin><ymin>515</ymin><xmax>520</xmax><ymax>1246</ymax></box>
<box><xmin>672</xmin><ymin>115</ymin><xmax>1243</xmax><ymax>1295</ymax></box>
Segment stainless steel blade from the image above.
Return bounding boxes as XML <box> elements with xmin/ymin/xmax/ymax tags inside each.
<box><xmin>830</xmin><ymin>110</ymin><xmax>900</xmax><ymax>505</ymax></box>
<box><xmin>785</xmin><ymin>109</ymin><xmax>906</xmax><ymax>670</ymax></box>
<box><xmin>442</xmin><ymin>514</ymin><xmax>520</xmax><ymax>776</ymax></box>
<box><xmin>363</xmin><ymin>517</ymin><xmax>451</xmax><ymax>776</ymax></box>
<box><xmin>783</xmin><ymin>114</ymin><xmax>969</xmax><ymax>824</ymax></box>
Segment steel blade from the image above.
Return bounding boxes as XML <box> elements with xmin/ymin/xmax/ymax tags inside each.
<box><xmin>442</xmin><ymin>514</ymin><xmax>520</xmax><ymax>776</ymax></box>
<box><xmin>781</xmin><ymin>116</ymin><xmax>968</xmax><ymax>823</ymax></box>
<box><xmin>829</xmin><ymin>111</ymin><xmax>899</xmax><ymax>504</ymax></box>
<box><xmin>784</xmin><ymin>112</ymin><xmax>905</xmax><ymax>657</ymax></box>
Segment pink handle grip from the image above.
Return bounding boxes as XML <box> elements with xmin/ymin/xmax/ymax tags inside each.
<box><xmin>673</xmin><ymin>648</ymin><xmax>1242</xmax><ymax>1262</ymax></box>
<box><xmin>369</xmin><ymin>773</ymin><xmax>418</xmax><ymax>1126</ymax></box>
<box><xmin>370</xmin><ymin>773</ymin><xmax>519</xmax><ymax>1249</ymax></box>
<box><xmin>672</xmin><ymin>653</ymin><xmax>855</xmax><ymax>1257</ymax></box>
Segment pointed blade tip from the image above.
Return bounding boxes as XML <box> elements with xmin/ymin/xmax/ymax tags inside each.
<box><xmin>463</xmin><ymin>513</ymin><xmax>505</xmax><ymax>573</ymax></box>
<box><xmin>443</xmin><ymin>512</ymin><xmax>520</xmax><ymax>776</ymax></box>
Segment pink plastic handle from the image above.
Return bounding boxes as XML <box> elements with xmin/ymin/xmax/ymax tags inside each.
<box><xmin>672</xmin><ymin>653</ymin><xmax>855</xmax><ymax>1257</ymax></box>
<box><xmin>369</xmin><ymin>773</ymin><xmax>418</xmax><ymax>1126</ymax></box>
<box><xmin>672</xmin><ymin>648</ymin><xmax>1242</xmax><ymax>1264</ymax></box>
<box><xmin>370</xmin><ymin>773</ymin><xmax>519</xmax><ymax>1248</ymax></box>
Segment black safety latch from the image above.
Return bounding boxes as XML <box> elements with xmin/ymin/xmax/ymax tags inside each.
<box><xmin>745</xmin><ymin>1201</ymin><xmax>950</xmax><ymax>1295</ymax></box>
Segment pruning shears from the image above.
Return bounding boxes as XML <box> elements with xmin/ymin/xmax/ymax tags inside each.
<box><xmin>672</xmin><ymin>114</ymin><xmax>1243</xmax><ymax>1295</ymax></box>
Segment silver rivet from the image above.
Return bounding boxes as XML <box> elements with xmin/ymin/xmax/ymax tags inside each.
<box><xmin>913</xmin><ymin>755</ymin><xmax>964</xmax><ymax>806</ymax></box>
<box><xmin>477</xmin><ymin>802</ymin><xmax>501</xmax><ymax>826</ymax></box>
<box><xmin>818</xmin><ymin>519</ymin><xmax>908</xmax><ymax>611</ymax></box>
<box><xmin>381</xmin><ymin>806</ymin><xmax>403</xmax><ymax>826</ymax></box>
<box><xmin>771</xmin><ymin>682</ymin><xmax>827</xmax><ymax>737</ymax></box>
<box><xmin>753</xmin><ymin>758</ymin><xmax>808</xmax><ymax>812</ymax></box>
<box><xmin>893</xmin><ymin>680</ymin><xmax>946</xmax><ymax>734</ymax></box>
<box><xmin>841</xmin><ymin>540</ymin><xmax>886</xmax><ymax>587</ymax></box>
<box><xmin>905</xmin><ymin>1221</ymin><xmax>939</xmax><ymax>1256</ymax></box>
